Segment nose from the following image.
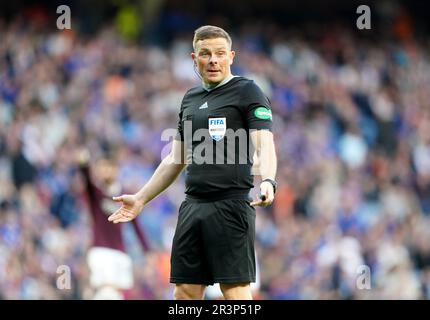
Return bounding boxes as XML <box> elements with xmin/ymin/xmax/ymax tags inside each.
<box><xmin>208</xmin><ymin>54</ymin><xmax>218</xmax><ymax>64</ymax></box>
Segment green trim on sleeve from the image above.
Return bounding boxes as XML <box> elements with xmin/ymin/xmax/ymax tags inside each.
<box><xmin>254</xmin><ymin>107</ymin><xmax>272</xmax><ymax>120</ymax></box>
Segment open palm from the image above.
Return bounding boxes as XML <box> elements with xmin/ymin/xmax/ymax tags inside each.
<box><xmin>108</xmin><ymin>194</ymin><xmax>143</xmax><ymax>224</ymax></box>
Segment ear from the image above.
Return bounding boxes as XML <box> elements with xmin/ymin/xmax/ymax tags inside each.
<box><xmin>191</xmin><ymin>52</ymin><xmax>197</xmax><ymax>66</ymax></box>
<box><xmin>229</xmin><ymin>50</ymin><xmax>236</xmax><ymax>65</ymax></box>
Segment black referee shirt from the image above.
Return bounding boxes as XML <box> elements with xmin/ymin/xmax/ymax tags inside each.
<box><xmin>176</xmin><ymin>76</ymin><xmax>273</xmax><ymax>199</ymax></box>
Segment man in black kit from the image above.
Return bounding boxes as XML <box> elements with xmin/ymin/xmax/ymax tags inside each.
<box><xmin>108</xmin><ymin>25</ymin><xmax>278</xmax><ymax>300</ymax></box>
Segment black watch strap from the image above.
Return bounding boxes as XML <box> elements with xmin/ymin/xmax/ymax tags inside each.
<box><xmin>262</xmin><ymin>178</ymin><xmax>277</xmax><ymax>194</ymax></box>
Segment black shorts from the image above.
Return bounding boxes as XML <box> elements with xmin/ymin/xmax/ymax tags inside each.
<box><xmin>170</xmin><ymin>198</ymin><xmax>256</xmax><ymax>286</ymax></box>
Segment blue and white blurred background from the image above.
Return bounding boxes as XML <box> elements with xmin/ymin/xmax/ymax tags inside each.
<box><xmin>1</xmin><ymin>0</ymin><xmax>430</xmax><ymax>299</ymax></box>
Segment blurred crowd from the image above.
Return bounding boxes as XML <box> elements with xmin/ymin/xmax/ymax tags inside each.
<box><xmin>1</xmin><ymin>13</ymin><xmax>430</xmax><ymax>299</ymax></box>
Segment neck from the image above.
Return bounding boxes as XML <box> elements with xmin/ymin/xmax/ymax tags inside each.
<box><xmin>202</xmin><ymin>74</ymin><xmax>234</xmax><ymax>91</ymax></box>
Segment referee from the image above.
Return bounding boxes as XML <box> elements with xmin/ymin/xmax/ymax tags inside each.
<box><xmin>108</xmin><ymin>25</ymin><xmax>278</xmax><ymax>300</ymax></box>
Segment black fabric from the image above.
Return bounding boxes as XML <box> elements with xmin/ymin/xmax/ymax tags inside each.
<box><xmin>170</xmin><ymin>198</ymin><xmax>256</xmax><ymax>285</ymax></box>
<box><xmin>175</xmin><ymin>76</ymin><xmax>273</xmax><ymax>198</ymax></box>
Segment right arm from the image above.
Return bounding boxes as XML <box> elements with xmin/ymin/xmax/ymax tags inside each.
<box><xmin>76</xmin><ymin>150</ymin><xmax>98</xmax><ymax>200</ymax></box>
<box><xmin>108</xmin><ymin>139</ymin><xmax>186</xmax><ymax>224</ymax></box>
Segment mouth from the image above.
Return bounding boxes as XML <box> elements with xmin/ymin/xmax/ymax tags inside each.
<box><xmin>207</xmin><ymin>70</ymin><xmax>220</xmax><ymax>75</ymax></box>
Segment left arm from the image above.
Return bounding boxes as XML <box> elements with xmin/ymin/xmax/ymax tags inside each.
<box><xmin>250</xmin><ymin>129</ymin><xmax>277</xmax><ymax>206</ymax></box>
<box><xmin>240</xmin><ymin>80</ymin><xmax>277</xmax><ymax>206</ymax></box>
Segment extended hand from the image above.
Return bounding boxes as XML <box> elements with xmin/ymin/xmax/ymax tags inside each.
<box><xmin>108</xmin><ymin>194</ymin><xmax>144</xmax><ymax>223</ymax></box>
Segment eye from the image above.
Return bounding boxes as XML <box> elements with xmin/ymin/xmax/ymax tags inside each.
<box><xmin>199</xmin><ymin>51</ymin><xmax>210</xmax><ymax>57</ymax></box>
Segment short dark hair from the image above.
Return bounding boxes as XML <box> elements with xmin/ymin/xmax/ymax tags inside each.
<box><xmin>192</xmin><ymin>25</ymin><xmax>232</xmax><ymax>51</ymax></box>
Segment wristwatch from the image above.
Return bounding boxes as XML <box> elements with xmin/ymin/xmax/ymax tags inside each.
<box><xmin>262</xmin><ymin>178</ymin><xmax>277</xmax><ymax>194</ymax></box>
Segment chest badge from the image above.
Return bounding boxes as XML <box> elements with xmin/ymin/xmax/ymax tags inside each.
<box><xmin>208</xmin><ymin>117</ymin><xmax>226</xmax><ymax>141</ymax></box>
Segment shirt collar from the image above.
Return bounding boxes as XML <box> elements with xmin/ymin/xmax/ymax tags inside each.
<box><xmin>202</xmin><ymin>74</ymin><xmax>236</xmax><ymax>92</ymax></box>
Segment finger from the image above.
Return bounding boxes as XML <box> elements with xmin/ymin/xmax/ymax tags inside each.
<box><xmin>108</xmin><ymin>210</ymin><xmax>122</xmax><ymax>221</ymax></box>
<box><xmin>258</xmin><ymin>196</ymin><xmax>272</xmax><ymax>207</ymax></box>
<box><xmin>261</xmin><ymin>194</ymin><xmax>273</xmax><ymax>206</ymax></box>
<box><xmin>112</xmin><ymin>196</ymin><xmax>123</xmax><ymax>202</ymax></box>
<box><xmin>110</xmin><ymin>210</ymin><xmax>132</xmax><ymax>223</ymax></box>
<box><xmin>108</xmin><ymin>208</ymin><xmax>134</xmax><ymax>221</ymax></box>
<box><xmin>251</xmin><ymin>199</ymin><xmax>263</xmax><ymax>206</ymax></box>
<box><xmin>261</xmin><ymin>196</ymin><xmax>271</xmax><ymax>205</ymax></box>
<box><xmin>108</xmin><ymin>208</ymin><xmax>127</xmax><ymax>221</ymax></box>
<box><xmin>260</xmin><ymin>201</ymin><xmax>270</xmax><ymax>207</ymax></box>
<box><xmin>112</xmin><ymin>216</ymin><xmax>132</xmax><ymax>224</ymax></box>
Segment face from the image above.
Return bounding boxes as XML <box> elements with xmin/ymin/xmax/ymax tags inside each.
<box><xmin>95</xmin><ymin>159</ymin><xmax>118</xmax><ymax>185</ymax></box>
<box><xmin>192</xmin><ymin>37</ymin><xmax>235</xmax><ymax>86</ymax></box>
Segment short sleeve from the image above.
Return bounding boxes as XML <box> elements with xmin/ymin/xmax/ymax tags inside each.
<box><xmin>175</xmin><ymin>99</ymin><xmax>185</xmax><ymax>141</ymax></box>
<box><xmin>240</xmin><ymin>81</ymin><xmax>273</xmax><ymax>131</ymax></box>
